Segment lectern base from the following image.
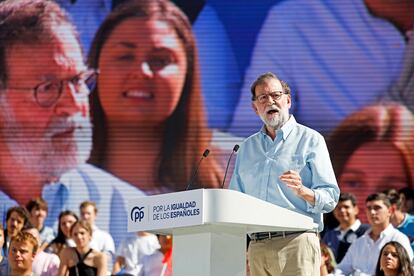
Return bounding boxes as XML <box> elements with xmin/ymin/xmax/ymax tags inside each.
<box><xmin>173</xmin><ymin>226</ymin><xmax>246</xmax><ymax>276</ymax></box>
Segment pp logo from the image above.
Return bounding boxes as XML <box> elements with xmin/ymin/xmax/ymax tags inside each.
<box><xmin>131</xmin><ymin>206</ymin><xmax>145</xmax><ymax>222</ymax></box>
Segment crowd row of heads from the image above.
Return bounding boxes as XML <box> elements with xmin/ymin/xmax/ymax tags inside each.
<box><xmin>338</xmin><ymin>188</ymin><xmax>414</xmax><ymax>211</ymax></box>
<box><xmin>328</xmin><ymin>188</ymin><xmax>414</xmax><ymax>229</ymax></box>
<box><xmin>3</xmin><ymin>198</ymin><xmax>98</xmax><ymax>228</ymax></box>
<box><xmin>1</xmin><ymin>198</ymin><xmax>99</xmax><ymax>252</ymax></box>
<box><xmin>1</xmin><ymin>219</ymin><xmax>92</xmax><ymax>253</ymax></box>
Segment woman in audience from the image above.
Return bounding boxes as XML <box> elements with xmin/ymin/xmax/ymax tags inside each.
<box><xmin>87</xmin><ymin>0</ymin><xmax>223</xmax><ymax>194</ymax></box>
<box><xmin>320</xmin><ymin>241</ymin><xmax>336</xmax><ymax>276</ymax></box>
<box><xmin>45</xmin><ymin>210</ymin><xmax>78</xmax><ymax>255</ymax></box>
<box><xmin>328</xmin><ymin>103</ymin><xmax>414</xmax><ymax>223</ymax></box>
<box><xmin>375</xmin><ymin>241</ymin><xmax>414</xmax><ymax>276</ymax></box>
<box><xmin>58</xmin><ymin>220</ymin><xmax>107</xmax><ymax>276</ymax></box>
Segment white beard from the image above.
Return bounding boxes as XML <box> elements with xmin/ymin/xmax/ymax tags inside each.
<box><xmin>259</xmin><ymin>107</ymin><xmax>290</xmax><ymax>131</ymax></box>
<box><xmin>0</xmin><ymin>99</ymin><xmax>92</xmax><ymax>178</ymax></box>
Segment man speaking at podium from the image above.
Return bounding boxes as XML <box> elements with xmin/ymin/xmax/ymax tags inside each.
<box><xmin>229</xmin><ymin>72</ymin><xmax>339</xmax><ymax>276</ymax></box>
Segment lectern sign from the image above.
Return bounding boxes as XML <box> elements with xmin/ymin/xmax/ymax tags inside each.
<box><xmin>128</xmin><ymin>189</ymin><xmax>204</xmax><ymax>232</ymax></box>
<box><xmin>127</xmin><ymin>189</ymin><xmax>316</xmax><ymax>276</ymax></box>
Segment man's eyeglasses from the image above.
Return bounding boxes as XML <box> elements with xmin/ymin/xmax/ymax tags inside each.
<box><xmin>253</xmin><ymin>91</ymin><xmax>289</xmax><ymax>104</ymax></box>
<box><xmin>7</xmin><ymin>69</ymin><xmax>98</xmax><ymax>108</ymax></box>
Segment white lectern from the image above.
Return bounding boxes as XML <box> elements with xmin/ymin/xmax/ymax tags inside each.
<box><xmin>128</xmin><ymin>189</ymin><xmax>316</xmax><ymax>276</ymax></box>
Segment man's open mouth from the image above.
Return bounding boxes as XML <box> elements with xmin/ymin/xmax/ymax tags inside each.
<box><xmin>267</xmin><ymin>109</ymin><xmax>279</xmax><ymax>114</ymax></box>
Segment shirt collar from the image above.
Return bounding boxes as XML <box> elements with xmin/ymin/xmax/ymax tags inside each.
<box><xmin>350</xmin><ymin>219</ymin><xmax>362</xmax><ymax>232</ymax></box>
<box><xmin>335</xmin><ymin>219</ymin><xmax>362</xmax><ymax>232</ymax></box>
<box><xmin>259</xmin><ymin>115</ymin><xmax>296</xmax><ymax>140</ymax></box>
<box><xmin>366</xmin><ymin>223</ymin><xmax>394</xmax><ymax>238</ymax></box>
<box><xmin>381</xmin><ymin>224</ymin><xmax>395</xmax><ymax>237</ymax></box>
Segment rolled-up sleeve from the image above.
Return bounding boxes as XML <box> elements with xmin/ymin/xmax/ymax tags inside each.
<box><xmin>305</xmin><ymin>133</ymin><xmax>340</xmax><ymax>213</ymax></box>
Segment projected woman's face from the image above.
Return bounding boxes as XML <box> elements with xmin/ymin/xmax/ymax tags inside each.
<box><xmin>339</xmin><ymin>141</ymin><xmax>408</xmax><ymax>221</ymax></box>
<box><xmin>98</xmin><ymin>17</ymin><xmax>187</xmax><ymax>125</ymax></box>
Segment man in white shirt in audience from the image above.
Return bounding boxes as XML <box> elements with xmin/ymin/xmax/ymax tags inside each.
<box><xmin>334</xmin><ymin>192</ymin><xmax>413</xmax><ymax>275</ymax></box>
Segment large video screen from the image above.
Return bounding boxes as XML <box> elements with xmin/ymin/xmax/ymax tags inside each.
<box><xmin>1</xmin><ymin>0</ymin><xmax>413</xmax><ymax>246</ymax></box>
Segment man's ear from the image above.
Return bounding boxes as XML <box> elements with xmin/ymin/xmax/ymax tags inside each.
<box><xmin>252</xmin><ymin>102</ymin><xmax>259</xmax><ymax>115</ymax></box>
<box><xmin>287</xmin><ymin>94</ymin><xmax>292</xmax><ymax>108</ymax></box>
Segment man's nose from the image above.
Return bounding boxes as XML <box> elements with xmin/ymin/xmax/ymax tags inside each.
<box><xmin>54</xmin><ymin>82</ymin><xmax>88</xmax><ymax>116</ymax></box>
<box><xmin>263</xmin><ymin>95</ymin><xmax>276</xmax><ymax>105</ymax></box>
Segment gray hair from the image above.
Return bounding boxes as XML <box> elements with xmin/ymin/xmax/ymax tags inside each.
<box><xmin>0</xmin><ymin>0</ymin><xmax>79</xmax><ymax>89</ymax></box>
<box><xmin>250</xmin><ymin>72</ymin><xmax>291</xmax><ymax>100</ymax></box>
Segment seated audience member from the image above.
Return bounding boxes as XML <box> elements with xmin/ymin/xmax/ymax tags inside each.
<box><xmin>0</xmin><ymin>224</ymin><xmax>9</xmax><ymax>275</ymax></box>
<box><xmin>87</xmin><ymin>0</ymin><xmax>224</xmax><ymax>194</ymax></box>
<box><xmin>323</xmin><ymin>193</ymin><xmax>370</xmax><ymax>263</ymax></box>
<box><xmin>141</xmin><ymin>235</ymin><xmax>173</xmax><ymax>276</ymax></box>
<box><xmin>328</xmin><ymin>103</ymin><xmax>414</xmax><ymax>223</ymax></box>
<box><xmin>80</xmin><ymin>201</ymin><xmax>115</xmax><ymax>271</ymax></box>
<box><xmin>8</xmin><ymin>232</ymin><xmax>38</xmax><ymax>276</ymax></box>
<box><xmin>45</xmin><ymin>211</ymin><xmax>78</xmax><ymax>255</ymax></box>
<box><xmin>320</xmin><ymin>241</ymin><xmax>336</xmax><ymax>276</ymax></box>
<box><xmin>58</xmin><ymin>220</ymin><xmax>107</xmax><ymax>276</ymax></box>
<box><xmin>399</xmin><ymin>187</ymin><xmax>414</xmax><ymax>215</ymax></box>
<box><xmin>26</xmin><ymin>197</ymin><xmax>55</xmax><ymax>251</ymax></box>
<box><xmin>3</xmin><ymin>206</ymin><xmax>30</xmax><ymax>253</ymax></box>
<box><xmin>375</xmin><ymin>241</ymin><xmax>414</xmax><ymax>276</ymax></box>
<box><xmin>334</xmin><ymin>193</ymin><xmax>413</xmax><ymax>276</ymax></box>
<box><xmin>0</xmin><ymin>0</ymin><xmax>145</xmax><ymax>246</ymax></box>
<box><xmin>112</xmin><ymin>232</ymin><xmax>160</xmax><ymax>276</ymax></box>
<box><xmin>23</xmin><ymin>226</ymin><xmax>60</xmax><ymax>276</ymax></box>
<box><xmin>385</xmin><ymin>189</ymin><xmax>414</xmax><ymax>251</ymax></box>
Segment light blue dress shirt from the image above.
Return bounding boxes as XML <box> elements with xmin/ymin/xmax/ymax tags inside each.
<box><xmin>229</xmin><ymin>116</ymin><xmax>339</xmax><ymax>232</ymax></box>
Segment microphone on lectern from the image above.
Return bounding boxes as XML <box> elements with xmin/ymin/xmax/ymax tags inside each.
<box><xmin>220</xmin><ymin>144</ymin><xmax>239</xmax><ymax>189</ymax></box>
<box><xmin>185</xmin><ymin>149</ymin><xmax>210</xmax><ymax>191</ymax></box>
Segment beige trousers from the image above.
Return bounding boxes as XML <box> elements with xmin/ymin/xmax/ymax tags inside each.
<box><xmin>248</xmin><ymin>232</ymin><xmax>321</xmax><ymax>276</ymax></box>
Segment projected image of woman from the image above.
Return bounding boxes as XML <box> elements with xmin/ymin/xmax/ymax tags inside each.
<box><xmin>328</xmin><ymin>103</ymin><xmax>414</xmax><ymax>222</ymax></box>
<box><xmin>88</xmin><ymin>0</ymin><xmax>223</xmax><ymax>194</ymax></box>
